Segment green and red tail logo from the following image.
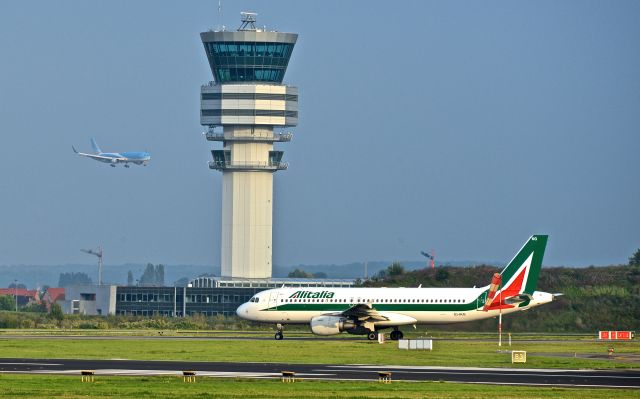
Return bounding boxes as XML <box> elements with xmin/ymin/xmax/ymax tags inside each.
<box><xmin>486</xmin><ymin>235</ymin><xmax>548</xmax><ymax>309</ymax></box>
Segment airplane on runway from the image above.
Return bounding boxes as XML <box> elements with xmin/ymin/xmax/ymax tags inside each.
<box><xmin>236</xmin><ymin>235</ymin><xmax>558</xmax><ymax>340</ymax></box>
<box><xmin>72</xmin><ymin>138</ymin><xmax>150</xmax><ymax>167</ymax></box>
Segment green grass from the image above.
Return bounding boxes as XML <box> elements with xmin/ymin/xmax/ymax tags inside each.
<box><xmin>0</xmin><ymin>374</ymin><xmax>636</xmax><ymax>399</ymax></box>
<box><xmin>0</xmin><ymin>334</ymin><xmax>638</xmax><ymax>369</ymax></box>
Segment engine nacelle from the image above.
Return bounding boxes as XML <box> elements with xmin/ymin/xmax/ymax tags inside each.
<box><xmin>310</xmin><ymin>316</ymin><xmax>356</xmax><ymax>336</ymax></box>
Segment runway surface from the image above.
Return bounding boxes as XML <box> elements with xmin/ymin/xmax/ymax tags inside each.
<box><xmin>0</xmin><ymin>358</ymin><xmax>638</xmax><ymax>388</ymax></box>
<box><xmin>0</xmin><ymin>333</ymin><xmax>606</xmax><ymax>344</ymax></box>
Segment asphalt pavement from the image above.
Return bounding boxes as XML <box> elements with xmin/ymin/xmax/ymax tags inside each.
<box><xmin>0</xmin><ymin>357</ymin><xmax>638</xmax><ymax>388</ymax></box>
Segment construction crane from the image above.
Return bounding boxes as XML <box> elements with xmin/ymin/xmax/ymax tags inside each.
<box><xmin>81</xmin><ymin>246</ymin><xmax>103</xmax><ymax>285</ymax></box>
<box><xmin>420</xmin><ymin>249</ymin><xmax>435</xmax><ymax>269</ymax></box>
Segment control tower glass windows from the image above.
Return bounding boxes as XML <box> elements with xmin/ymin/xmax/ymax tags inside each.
<box><xmin>201</xmin><ymin>92</ymin><xmax>298</xmax><ymax>102</ymax></box>
<box><xmin>203</xmin><ymin>41</ymin><xmax>295</xmax><ymax>83</ymax></box>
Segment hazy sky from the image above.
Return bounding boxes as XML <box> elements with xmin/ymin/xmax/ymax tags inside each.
<box><xmin>0</xmin><ymin>1</ymin><xmax>638</xmax><ymax>268</ymax></box>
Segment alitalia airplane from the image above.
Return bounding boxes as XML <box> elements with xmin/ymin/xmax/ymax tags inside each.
<box><xmin>237</xmin><ymin>235</ymin><xmax>557</xmax><ymax>340</ymax></box>
<box><xmin>72</xmin><ymin>138</ymin><xmax>151</xmax><ymax>167</ymax></box>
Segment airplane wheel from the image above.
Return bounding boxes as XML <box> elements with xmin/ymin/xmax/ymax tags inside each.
<box><xmin>390</xmin><ymin>331</ymin><xmax>398</xmax><ymax>340</ymax></box>
<box><xmin>367</xmin><ymin>331</ymin><xmax>378</xmax><ymax>341</ymax></box>
<box><xmin>274</xmin><ymin>331</ymin><xmax>283</xmax><ymax>340</ymax></box>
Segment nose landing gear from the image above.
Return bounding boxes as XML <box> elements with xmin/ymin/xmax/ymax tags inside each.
<box><xmin>389</xmin><ymin>329</ymin><xmax>404</xmax><ymax>340</ymax></box>
<box><xmin>274</xmin><ymin>323</ymin><xmax>284</xmax><ymax>340</ymax></box>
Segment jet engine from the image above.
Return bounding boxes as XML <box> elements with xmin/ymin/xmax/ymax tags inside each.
<box><xmin>310</xmin><ymin>315</ymin><xmax>356</xmax><ymax>335</ymax></box>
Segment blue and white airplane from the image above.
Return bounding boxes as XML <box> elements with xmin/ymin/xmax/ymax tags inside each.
<box><xmin>72</xmin><ymin>139</ymin><xmax>151</xmax><ymax>168</ymax></box>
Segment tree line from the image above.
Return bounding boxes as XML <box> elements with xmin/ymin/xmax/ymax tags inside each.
<box><xmin>358</xmin><ymin>248</ymin><xmax>640</xmax><ymax>332</ymax></box>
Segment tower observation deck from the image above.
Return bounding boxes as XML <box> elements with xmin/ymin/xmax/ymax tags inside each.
<box><xmin>200</xmin><ymin>13</ymin><xmax>298</xmax><ymax>279</ymax></box>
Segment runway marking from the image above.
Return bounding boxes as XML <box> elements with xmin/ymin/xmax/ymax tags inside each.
<box><xmin>328</xmin><ymin>364</ymin><xmax>599</xmax><ymax>373</ymax></box>
<box><xmin>325</xmin><ymin>366</ymin><xmax>640</xmax><ymax>380</ymax></box>
<box><xmin>462</xmin><ymin>381</ymin><xmax>640</xmax><ymax>389</ymax></box>
<box><xmin>22</xmin><ymin>369</ymin><xmax>335</xmax><ymax>378</ymax></box>
<box><xmin>0</xmin><ymin>362</ymin><xmax>62</xmax><ymax>366</ymax></box>
<box><xmin>327</xmin><ymin>368</ymin><xmax>640</xmax><ymax>380</ymax></box>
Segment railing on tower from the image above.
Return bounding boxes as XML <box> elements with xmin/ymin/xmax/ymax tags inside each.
<box><xmin>208</xmin><ymin>160</ymin><xmax>289</xmax><ymax>171</ymax></box>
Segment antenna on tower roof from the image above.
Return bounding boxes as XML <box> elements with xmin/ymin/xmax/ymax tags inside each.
<box><xmin>239</xmin><ymin>11</ymin><xmax>258</xmax><ymax>31</ymax></box>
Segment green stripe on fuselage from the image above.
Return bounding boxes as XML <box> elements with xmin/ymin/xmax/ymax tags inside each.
<box><xmin>263</xmin><ymin>300</ymin><xmax>484</xmax><ymax>313</ymax></box>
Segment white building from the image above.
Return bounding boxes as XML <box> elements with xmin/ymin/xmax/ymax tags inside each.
<box><xmin>62</xmin><ymin>285</ymin><xmax>117</xmax><ymax>316</ymax></box>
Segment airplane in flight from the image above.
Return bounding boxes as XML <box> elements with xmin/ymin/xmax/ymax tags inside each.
<box><xmin>237</xmin><ymin>235</ymin><xmax>557</xmax><ymax>340</ymax></box>
<box><xmin>72</xmin><ymin>138</ymin><xmax>150</xmax><ymax>167</ymax></box>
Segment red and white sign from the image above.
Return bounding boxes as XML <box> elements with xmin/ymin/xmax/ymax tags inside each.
<box><xmin>599</xmin><ymin>331</ymin><xmax>635</xmax><ymax>340</ymax></box>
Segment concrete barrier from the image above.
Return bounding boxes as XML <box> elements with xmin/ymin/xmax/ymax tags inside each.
<box><xmin>398</xmin><ymin>339</ymin><xmax>432</xmax><ymax>350</ymax></box>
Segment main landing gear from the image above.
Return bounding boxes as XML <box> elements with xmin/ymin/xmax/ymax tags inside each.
<box><xmin>274</xmin><ymin>323</ymin><xmax>284</xmax><ymax>340</ymax></box>
<box><xmin>367</xmin><ymin>329</ymin><xmax>404</xmax><ymax>341</ymax></box>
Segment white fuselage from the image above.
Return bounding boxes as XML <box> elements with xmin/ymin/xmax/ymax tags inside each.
<box><xmin>236</xmin><ymin>287</ymin><xmax>554</xmax><ymax>326</ymax></box>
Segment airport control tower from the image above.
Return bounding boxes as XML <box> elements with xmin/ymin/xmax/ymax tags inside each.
<box><xmin>200</xmin><ymin>13</ymin><xmax>298</xmax><ymax>279</ymax></box>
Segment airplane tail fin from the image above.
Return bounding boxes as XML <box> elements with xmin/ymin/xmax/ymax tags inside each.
<box><xmin>90</xmin><ymin>138</ymin><xmax>102</xmax><ymax>154</ymax></box>
<box><xmin>72</xmin><ymin>145</ymin><xmax>78</xmax><ymax>154</ymax></box>
<box><xmin>496</xmin><ymin>235</ymin><xmax>548</xmax><ymax>298</ymax></box>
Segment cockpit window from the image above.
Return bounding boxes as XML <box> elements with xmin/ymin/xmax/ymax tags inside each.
<box><xmin>250</xmin><ymin>296</ymin><xmax>259</xmax><ymax>303</ymax></box>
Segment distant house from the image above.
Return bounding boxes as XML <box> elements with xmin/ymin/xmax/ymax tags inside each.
<box><xmin>0</xmin><ymin>288</ymin><xmax>40</xmax><ymax>307</ymax></box>
<box><xmin>42</xmin><ymin>288</ymin><xmax>65</xmax><ymax>311</ymax></box>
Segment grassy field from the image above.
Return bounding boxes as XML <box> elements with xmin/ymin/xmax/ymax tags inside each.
<box><xmin>0</xmin><ymin>374</ymin><xmax>636</xmax><ymax>399</ymax></box>
<box><xmin>0</xmin><ymin>333</ymin><xmax>638</xmax><ymax>369</ymax></box>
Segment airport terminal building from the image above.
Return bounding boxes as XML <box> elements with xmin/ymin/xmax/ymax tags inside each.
<box><xmin>63</xmin><ymin>277</ymin><xmax>353</xmax><ymax>317</ymax></box>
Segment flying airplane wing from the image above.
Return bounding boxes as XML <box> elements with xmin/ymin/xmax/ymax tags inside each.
<box><xmin>83</xmin><ymin>153</ymin><xmax>126</xmax><ymax>162</ymax></box>
<box><xmin>72</xmin><ymin>147</ymin><xmax>125</xmax><ymax>162</ymax></box>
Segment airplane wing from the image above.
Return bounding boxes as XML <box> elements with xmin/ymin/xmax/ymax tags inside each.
<box><xmin>72</xmin><ymin>148</ymin><xmax>125</xmax><ymax>162</ymax></box>
<box><xmin>323</xmin><ymin>303</ymin><xmax>418</xmax><ymax>327</ymax></box>
<box><xmin>327</xmin><ymin>303</ymin><xmax>389</xmax><ymax>322</ymax></box>
<box><xmin>82</xmin><ymin>153</ymin><xmax>125</xmax><ymax>162</ymax></box>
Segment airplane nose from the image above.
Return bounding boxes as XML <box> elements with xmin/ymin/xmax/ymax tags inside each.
<box><xmin>236</xmin><ymin>303</ymin><xmax>248</xmax><ymax>318</ymax></box>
